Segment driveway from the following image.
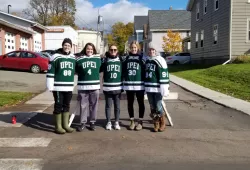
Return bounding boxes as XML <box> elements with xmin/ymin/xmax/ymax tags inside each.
<box><xmin>0</xmin><ymin>70</ymin><xmax>46</xmax><ymax>93</ymax></box>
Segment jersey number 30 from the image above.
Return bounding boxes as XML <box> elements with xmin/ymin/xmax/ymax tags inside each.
<box><xmin>128</xmin><ymin>70</ymin><xmax>136</xmax><ymax>76</ymax></box>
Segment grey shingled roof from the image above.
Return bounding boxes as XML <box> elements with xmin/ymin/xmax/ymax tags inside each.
<box><xmin>134</xmin><ymin>16</ymin><xmax>148</xmax><ymax>31</ymax></box>
<box><xmin>148</xmin><ymin>10</ymin><xmax>191</xmax><ymax>30</ymax></box>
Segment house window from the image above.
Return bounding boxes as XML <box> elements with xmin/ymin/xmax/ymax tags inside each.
<box><xmin>204</xmin><ymin>0</ymin><xmax>207</xmax><ymax>14</ymax></box>
<box><xmin>213</xmin><ymin>25</ymin><xmax>218</xmax><ymax>44</ymax></box>
<box><xmin>214</xmin><ymin>0</ymin><xmax>219</xmax><ymax>11</ymax></box>
<box><xmin>201</xmin><ymin>30</ymin><xmax>204</xmax><ymax>47</ymax></box>
<box><xmin>196</xmin><ymin>32</ymin><xmax>199</xmax><ymax>48</ymax></box>
<box><xmin>196</xmin><ymin>3</ymin><xmax>200</xmax><ymax>21</ymax></box>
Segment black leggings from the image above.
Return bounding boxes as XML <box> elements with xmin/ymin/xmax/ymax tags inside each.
<box><xmin>53</xmin><ymin>91</ymin><xmax>73</xmax><ymax>114</ymax></box>
<box><xmin>126</xmin><ymin>91</ymin><xmax>145</xmax><ymax>119</ymax></box>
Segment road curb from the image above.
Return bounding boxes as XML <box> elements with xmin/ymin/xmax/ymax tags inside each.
<box><xmin>170</xmin><ymin>74</ymin><xmax>250</xmax><ymax>116</ymax></box>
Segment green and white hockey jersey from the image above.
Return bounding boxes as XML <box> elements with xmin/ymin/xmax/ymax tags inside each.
<box><xmin>76</xmin><ymin>55</ymin><xmax>101</xmax><ymax>90</ymax></box>
<box><xmin>101</xmin><ymin>57</ymin><xmax>122</xmax><ymax>91</ymax></box>
<box><xmin>46</xmin><ymin>53</ymin><xmax>76</xmax><ymax>91</ymax></box>
<box><xmin>145</xmin><ymin>55</ymin><xmax>169</xmax><ymax>97</ymax></box>
<box><xmin>122</xmin><ymin>54</ymin><xmax>146</xmax><ymax>91</ymax></box>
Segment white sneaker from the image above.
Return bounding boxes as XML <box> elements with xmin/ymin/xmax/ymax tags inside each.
<box><xmin>106</xmin><ymin>122</ymin><xmax>112</xmax><ymax>130</ymax></box>
<box><xmin>114</xmin><ymin>122</ymin><xmax>121</xmax><ymax>130</ymax></box>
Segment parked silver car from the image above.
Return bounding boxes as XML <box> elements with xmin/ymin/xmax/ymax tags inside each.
<box><xmin>166</xmin><ymin>52</ymin><xmax>191</xmax><ymax>65</ymax></box>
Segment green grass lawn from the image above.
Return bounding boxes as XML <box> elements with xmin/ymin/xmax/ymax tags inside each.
<box><xmin>169</xmin><ymin>64</ymin><xmax>250</xmax><ymax>101</ymax></box>
<box><xmin>0</xmin><ymin>91</ymin><xmax>34</xmax><ymax>108</ymax></box>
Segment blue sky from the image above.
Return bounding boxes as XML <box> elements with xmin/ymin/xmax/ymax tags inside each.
<box><xmin>91</xmin><ymin>0</ymin><xmax>189</xmax><ymax>10</ymax></box>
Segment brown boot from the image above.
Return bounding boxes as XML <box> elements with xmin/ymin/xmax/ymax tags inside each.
<box><xmin>153</xmin><ymin>117</ymin><xmax>160</xmax><ymax>132</ymax></box>
<box><xmin>159</xmin><ymin>115</ymin><xmax>166</xmax><ymax>132</ymax></box>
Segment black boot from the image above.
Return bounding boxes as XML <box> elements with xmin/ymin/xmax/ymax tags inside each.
<box><xmin>89</xmin><ymin>122</ymin><xmax>96</xmax><ymax>131</ymax></box>
<box><xmin>77</xmin><ymin>123</ymin><xmax>86</xmax><ymax>132</ymax></box>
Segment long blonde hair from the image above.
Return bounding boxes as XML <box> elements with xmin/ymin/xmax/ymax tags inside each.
<box><xmin>130</xmin><ymin>41</ymin><xmax>141</xmax><ymax>52</ymax></box>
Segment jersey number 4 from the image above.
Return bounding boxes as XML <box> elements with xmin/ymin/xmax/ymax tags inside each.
<box><xmin>87</xmin><ymin>69</ymin><xmax>92</xmax><ymax>75</ymax></box>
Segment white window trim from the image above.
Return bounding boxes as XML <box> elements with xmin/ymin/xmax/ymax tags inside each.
<box><xmin>196</xmin><ymin>32</ymin><xmax>199</xmax><ymax>48</ymax></box>
<box><xmin>214</xmin><ymin>0</ymin><xmax>219</xmax><ymax>11</ymax></box>
<box><xmin>213</xmin><ymin>24</ymin><xmax>219</xmax><ymax>45</ymax></box>
<box><xmin>196</xmin><ymin>3</ymin><xmax>200</xmax><ymax>21</ymax></box>
<box><xmin>204</xmin><ymin>0</ymin><xmax>207</xmax><ymax>15</ymax></box>
<box><xmin>247</xmin><ymin>18</ymin><xmax>250</xmax><ymax>42</ymax></box>
<box><xmin>201</xmin><ymin>30</ymin><xmax>204</xmax><ymax>47</ymax></box>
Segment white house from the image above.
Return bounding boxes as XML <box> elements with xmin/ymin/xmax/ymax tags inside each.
<box><xmin>144</xmin><ymin>10</ymin><xmax>191</xmax><ymax>53</ymax></box>
<box><xmin>45</xmin><ymin>26</ymin><xmax>78</xmax><ymax>53</ymax></box>
<box><xmin>77</xmin><ymin>30</ymin><xmax>106</xmax><ymax>54</ymax></box>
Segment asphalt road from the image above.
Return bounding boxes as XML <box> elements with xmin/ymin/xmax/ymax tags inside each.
<box><xmin>0</xmin><ymin>83</ymin><xmax>250</xmax><ymax>169</ymax></box>
<box><xmin>0</xmin><ymin>70</ymin><xmax>46</xmax><ymax>93</ymax></box>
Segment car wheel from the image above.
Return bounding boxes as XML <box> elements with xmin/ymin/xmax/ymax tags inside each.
<box><xmin>173</xmin><ymin>60</ymin><xmax>180</xmax><ymax>65</ymax></box>
<box><xmin>30</xmin><ymin>65</ymin><xmax>41</xmax><ymax>73</ymax></box>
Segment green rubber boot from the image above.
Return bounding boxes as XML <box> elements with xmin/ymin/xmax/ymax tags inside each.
<box><xmin>54</xmin><ymin>114</ymin><xmax>66</xmax><ymax>134</ymax></box>
<box><xmin>62</xmin><ymin>112</ymin><xmax>75</xmax><ymax>133</ymax></box>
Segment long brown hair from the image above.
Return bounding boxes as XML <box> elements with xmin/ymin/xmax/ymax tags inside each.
<box><xmin>81</xmin><ymin>43</ymin><xmax>97</xmax><ymax>55</ymax></box>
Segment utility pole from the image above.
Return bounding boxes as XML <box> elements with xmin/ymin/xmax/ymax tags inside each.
<box><xmin>8</xmin><ymin>5</ymin><xmax>11</xmax><ymax>14</ymax></box>
<box><xmin>96</xmin><ymin>9</ymin><xmax>103</xmax><ymax>54</ymax></box>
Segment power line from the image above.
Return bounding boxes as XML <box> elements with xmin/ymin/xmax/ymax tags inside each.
<box><xmin>75</xmin><ymin>14</ymin><xmax>93</xmax><ymax>29</ymax></box>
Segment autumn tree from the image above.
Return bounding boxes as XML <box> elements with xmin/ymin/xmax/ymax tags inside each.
<box><xmin>162</xmin><ymin>30</ymin><xmax>182</xmax><ymax>55</ymax></box>
<box><xmin>23</xmin><ymin>0</ymin><xmax>76</xmax><ymax>27</ymax></box>
<box><xmin>106</xmin><ymin>22</ymin><xmax>134</xmax><ymax>54</ymax></box>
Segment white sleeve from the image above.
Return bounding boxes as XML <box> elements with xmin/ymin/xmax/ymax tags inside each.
<box><xmin>46</xmin><ymin>55</ymin><xmax>56</xmax><ymax>91</ymax></box>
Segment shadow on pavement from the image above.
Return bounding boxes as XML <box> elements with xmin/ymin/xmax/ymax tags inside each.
<box><xmin>21</xmin><ymin>112</ymin><xmax>157</xmax><ymax>132</ymax></box>
<box><xmin>0</xmin><ymin>112</ymin><xmax>37</xmax><ymax>125</ymax></box>
<box><xmin>70</xmin><ymin>116</ymin><xmax>154</xmax><ymax>132</ymax></box>
<box><xmin>23</xmin><ymin>112</ymin><xmax>54</xmax><ymax>133</ymax></box>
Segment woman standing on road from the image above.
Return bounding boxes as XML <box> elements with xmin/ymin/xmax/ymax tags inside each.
<box><xmin>100</xmin><ymin>45</ymin><xmax>123</xmax><ymax>130</ymax></box>
<box><xmin>123</xmin><ymin>41</ymin><xmax>146</xmax><ymax>131</ymax></box>
<box><xmin>145</xmin><ymin>43</ymin><xmax>169</xmax><ymax>132</ymax></box>
<box><xmin>46</xmin><ymin>38</ymin><xmax>75</xmax><ymax>134</ymax></box>
<box><xmin>75</xmin><ymin>43</ymin><xmax>102</xmax><ymax>131</ymax></box>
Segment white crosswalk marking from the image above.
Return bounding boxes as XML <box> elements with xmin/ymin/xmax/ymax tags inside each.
<box><xmin>0</xmin><ymin>138</ymin><xmax>51</xmax><ymax>147</ymax></box>
<box><xmin>0</xmin><ymin>159</ymin><xmax>43</xmax><ymax>170</ymax></box>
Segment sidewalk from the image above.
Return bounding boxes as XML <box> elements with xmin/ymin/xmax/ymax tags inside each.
<box><xmin>170</xmin><ymin>74</ymin><xmax>250</xmax><ymax>116</ymax></box>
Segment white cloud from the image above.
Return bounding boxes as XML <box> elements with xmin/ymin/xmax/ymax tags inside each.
<box><xmin>0</xmin><ymin>0</ymin><xmax>150</xmax><ymax>30</ymax></box>
<box><xmin>75</xmin><ymin>0</ymin><xmax>150</xmax><ymax>30</ymax></box>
